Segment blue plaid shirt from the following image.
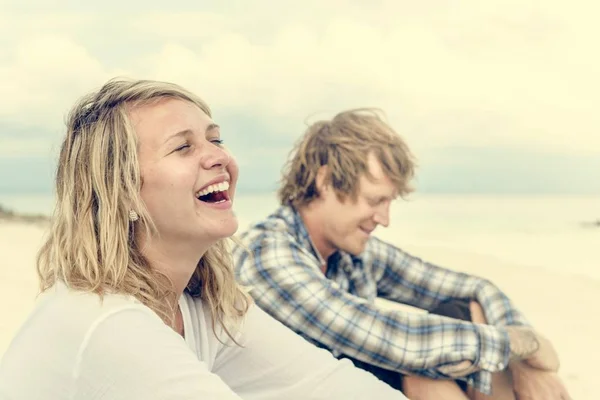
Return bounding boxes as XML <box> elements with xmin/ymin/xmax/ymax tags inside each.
<box><xmin>232</xmin><ymin>205</ymin><xmax>530</xmax><ymax>394</ymax></box>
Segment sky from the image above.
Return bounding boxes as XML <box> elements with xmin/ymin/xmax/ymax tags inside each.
<box><xmin>0</xmin><ymin>0</ymin><xmax>599</xmax><ymax>194</ymax></box>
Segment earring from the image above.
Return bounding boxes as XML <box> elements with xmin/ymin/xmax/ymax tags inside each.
<box><xmin>129</xmin><ymin>210</ymin><xmax>139</xmax><ymax>222</ymax></box>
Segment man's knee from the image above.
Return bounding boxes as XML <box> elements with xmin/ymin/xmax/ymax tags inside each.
<box><xmin>468</xmin><ymin>300</ymin><xmax>488</xmax><ymax>324</ymax></box>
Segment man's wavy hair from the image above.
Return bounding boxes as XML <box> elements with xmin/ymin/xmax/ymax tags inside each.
<box><xmin>37</xmin><ymin>78</ymin><xmax>250</xmax><ymax>342</ymax></box>
<box><xmin>278</xmin><ymin>108</ymin><xmax>417</xmax><ymax>208</ymax></box>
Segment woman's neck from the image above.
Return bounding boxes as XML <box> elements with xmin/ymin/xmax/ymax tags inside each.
<box><xmin>138</xmin><ymin>235</ymin><xmax>208</xmax><ymax>301</ymax></box>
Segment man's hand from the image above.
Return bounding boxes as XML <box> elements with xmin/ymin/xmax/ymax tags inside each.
<box><xmin>511</xmin><ymin>362</ymin><xmax>572</xmax><ymax>400</ymax></box>
<box><xmin>522</xmin><ymin>330</ymin><xmax>560</xmax><ymax>372</ymax></box>
<box><xmin>505</xmin><ymin>326</ymin><xmax>560</xmax><ymax>372</ymax></box>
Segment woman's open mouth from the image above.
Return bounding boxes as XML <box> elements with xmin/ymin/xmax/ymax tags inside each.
<box><xmin>195</xmin><ymin>181</ymin><xmax>231</xmax><ymax>204</ymax></box>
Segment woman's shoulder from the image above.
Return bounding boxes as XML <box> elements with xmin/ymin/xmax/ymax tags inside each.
<box><xmin>0</xmin><ymin>284</ymin><xmax>167</xmax><ymax>398</ymax></box>
<box><xmin>3</xmin><ymin>283</ymin><xmax>158</xmax><ymax>358</ymax></box>
<box><xmin>40</xmin><ymin>283</ymin><xmax>154</xmax><ymax>326</ymax></box>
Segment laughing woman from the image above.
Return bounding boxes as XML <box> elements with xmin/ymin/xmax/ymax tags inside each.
<box><xmin>0</xmin><ymin>79</ymin><xmax>404</xmax><ymax>399</ymax></box>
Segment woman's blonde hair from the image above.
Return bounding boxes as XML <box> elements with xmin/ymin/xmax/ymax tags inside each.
<box><xmin>278</xmin><ymin>108</ymin><xmax>417</xmax><ymax>208</ymax></box>
<box><xmin>37</xmin><ymin>78</ymin><xmax>250</xmax><ymax>341</ymax></box>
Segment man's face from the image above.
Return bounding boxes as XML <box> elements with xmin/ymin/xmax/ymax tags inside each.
<box><xmin>318</xmin><ymin>153</ymin><xmax>397</xmax><ymax>255</ymax></box>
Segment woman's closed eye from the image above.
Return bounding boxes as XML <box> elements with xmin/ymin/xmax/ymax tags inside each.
<box><xmin>172</xmin><ymin>138</ymin><xmax>223</xmax><ymax>154</ymax></box>
<box><xmin>174</xmin><ymin>142</ymin><xmax>191</xmax><ymax>153</ymax></box>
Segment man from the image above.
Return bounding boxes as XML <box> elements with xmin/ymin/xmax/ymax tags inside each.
<box><xmin>232</xmin><ymin>109</ymin><xmax>570</xmax><ymax>399</ymax></box>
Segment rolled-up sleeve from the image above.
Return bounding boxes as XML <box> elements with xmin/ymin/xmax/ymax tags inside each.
<box><xmin>367</xmin><ymin>237</ymin><xmax>529</xmax><ymax>327</ymax></box>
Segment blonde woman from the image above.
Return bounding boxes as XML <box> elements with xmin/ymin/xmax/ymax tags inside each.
<box><xmin>0</xmin><ymin>79</ymin><xmax>405</xmax><ymax>399</ymax></box>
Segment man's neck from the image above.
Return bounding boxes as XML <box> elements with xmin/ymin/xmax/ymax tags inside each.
<box><xmin>298</xmin><ymin>204</ymin><xmax>336</xmax><ymax>263</ymax></box>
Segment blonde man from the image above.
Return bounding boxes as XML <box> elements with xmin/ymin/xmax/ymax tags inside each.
<box><xmin>233</xmin><ymin>109</ymin><xmax>570</xmax><ymax>400</ymax></box>
<box><xmin>0</xmin><ymin>83</ymin><xmax>406</xmax><ymax>399</ymax></box>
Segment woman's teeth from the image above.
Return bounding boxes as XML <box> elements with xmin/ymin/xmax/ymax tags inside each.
<box><xmin>196</xmin><ymin>181</ymin><xmax>229</xmax><ymax>198</ymax></box>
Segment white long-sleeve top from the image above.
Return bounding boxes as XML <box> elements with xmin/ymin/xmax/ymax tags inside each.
<box><xmin>0</xmin><ymin>283</ymin><xmax>405</xmax><ymax>399</ymax></box>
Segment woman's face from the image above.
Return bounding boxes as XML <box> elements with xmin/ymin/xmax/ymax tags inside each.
<box><xmin>132</xmin><ymin>97</ymin><xmax>238</xmax><ymax>247</ymax></box>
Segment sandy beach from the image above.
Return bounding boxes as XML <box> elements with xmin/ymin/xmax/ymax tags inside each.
<box><xmin>0</xmin><ymin>220</ymin><xmax>595</xmax><ymax>399</ymax></box>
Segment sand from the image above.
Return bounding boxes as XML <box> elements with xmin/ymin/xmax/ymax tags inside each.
<box><xmin>0</xmin><ymin>221</ymin><xmax>595</xmax><ymax>399</ymax></box>
<box><xmin>0</xmin><ymin>222</ymin><xmax>45</xmax><ymax>355</ymax></box>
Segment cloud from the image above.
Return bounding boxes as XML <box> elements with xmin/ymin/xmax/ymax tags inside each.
<box><xmin>0</xmin><ymin>34</ymin><xmax>119</xmax><ymax>129</ymax></box>
<box><xmin>0</xmin><ymin>0</ymin><xmax>599</xmax><ymax>195</ymax></box>
<box><xmin>128</xmin><ymin>1</ymin><xmax>600</xmax><ymax>155</ymax></box>
<box><xmin>128</xmin><ymin>12</ymin><xmax>234</xmax><ymax>40</ymax></box>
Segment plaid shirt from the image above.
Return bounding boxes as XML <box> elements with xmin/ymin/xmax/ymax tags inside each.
<box><xmin>232</xmin><ymin>205</ymin><xmax>530</xmax><ymax>394</ymax></box>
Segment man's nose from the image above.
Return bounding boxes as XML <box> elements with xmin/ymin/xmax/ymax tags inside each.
<box><xmin>373</xmin><ymin>204</ymin><xmax>390</xmax><ymax>227</ymax></box>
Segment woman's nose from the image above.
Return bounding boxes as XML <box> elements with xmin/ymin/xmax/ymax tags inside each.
<box><xmin>200</xmin><ymin>142</ymin><xmax>230</xmax><ymax>170</ymax></box>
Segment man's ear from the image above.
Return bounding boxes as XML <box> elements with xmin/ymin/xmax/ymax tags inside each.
<box><xmin>315</xmin><ymin>165</ymin><xmax>329</xmax><ymax>194</ymax></box>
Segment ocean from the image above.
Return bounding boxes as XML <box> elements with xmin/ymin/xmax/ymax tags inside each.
<box><xmin>1</xmin><ymin>192</ymin><xmax>599</xmax><ymax>281</ymax></box>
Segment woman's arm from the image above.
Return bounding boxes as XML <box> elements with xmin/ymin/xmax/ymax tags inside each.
<box><xmin>212</xmin><ymin>303</ymin><xmax>406</xmax><ymax>400</ymax></box>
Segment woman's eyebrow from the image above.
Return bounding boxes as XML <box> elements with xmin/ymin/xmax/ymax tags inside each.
<box><xmin>205</xmin><ymin>123</ymin><xmax>220</xmax><ymax>134</ymax></box>
<box><xmin>163</xmin><ymin>129</ymin><xmax>193</xmax><ymax>145</ymax></box>
<box><xmin>163</xmin><ymin>123</ymin><xmax>220</xmax><ymax>145</ymax></box>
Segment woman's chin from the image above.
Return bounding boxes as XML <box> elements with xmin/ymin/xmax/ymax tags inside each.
<box><xmin>179</xmin><ymin>214</ymin><xmax>239</xmax><ymax>244</ymax></box>
<box><xmin>214</xmin><ymin>218</ymin><xmax>239</xmax><ymax>240</ymax></box>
